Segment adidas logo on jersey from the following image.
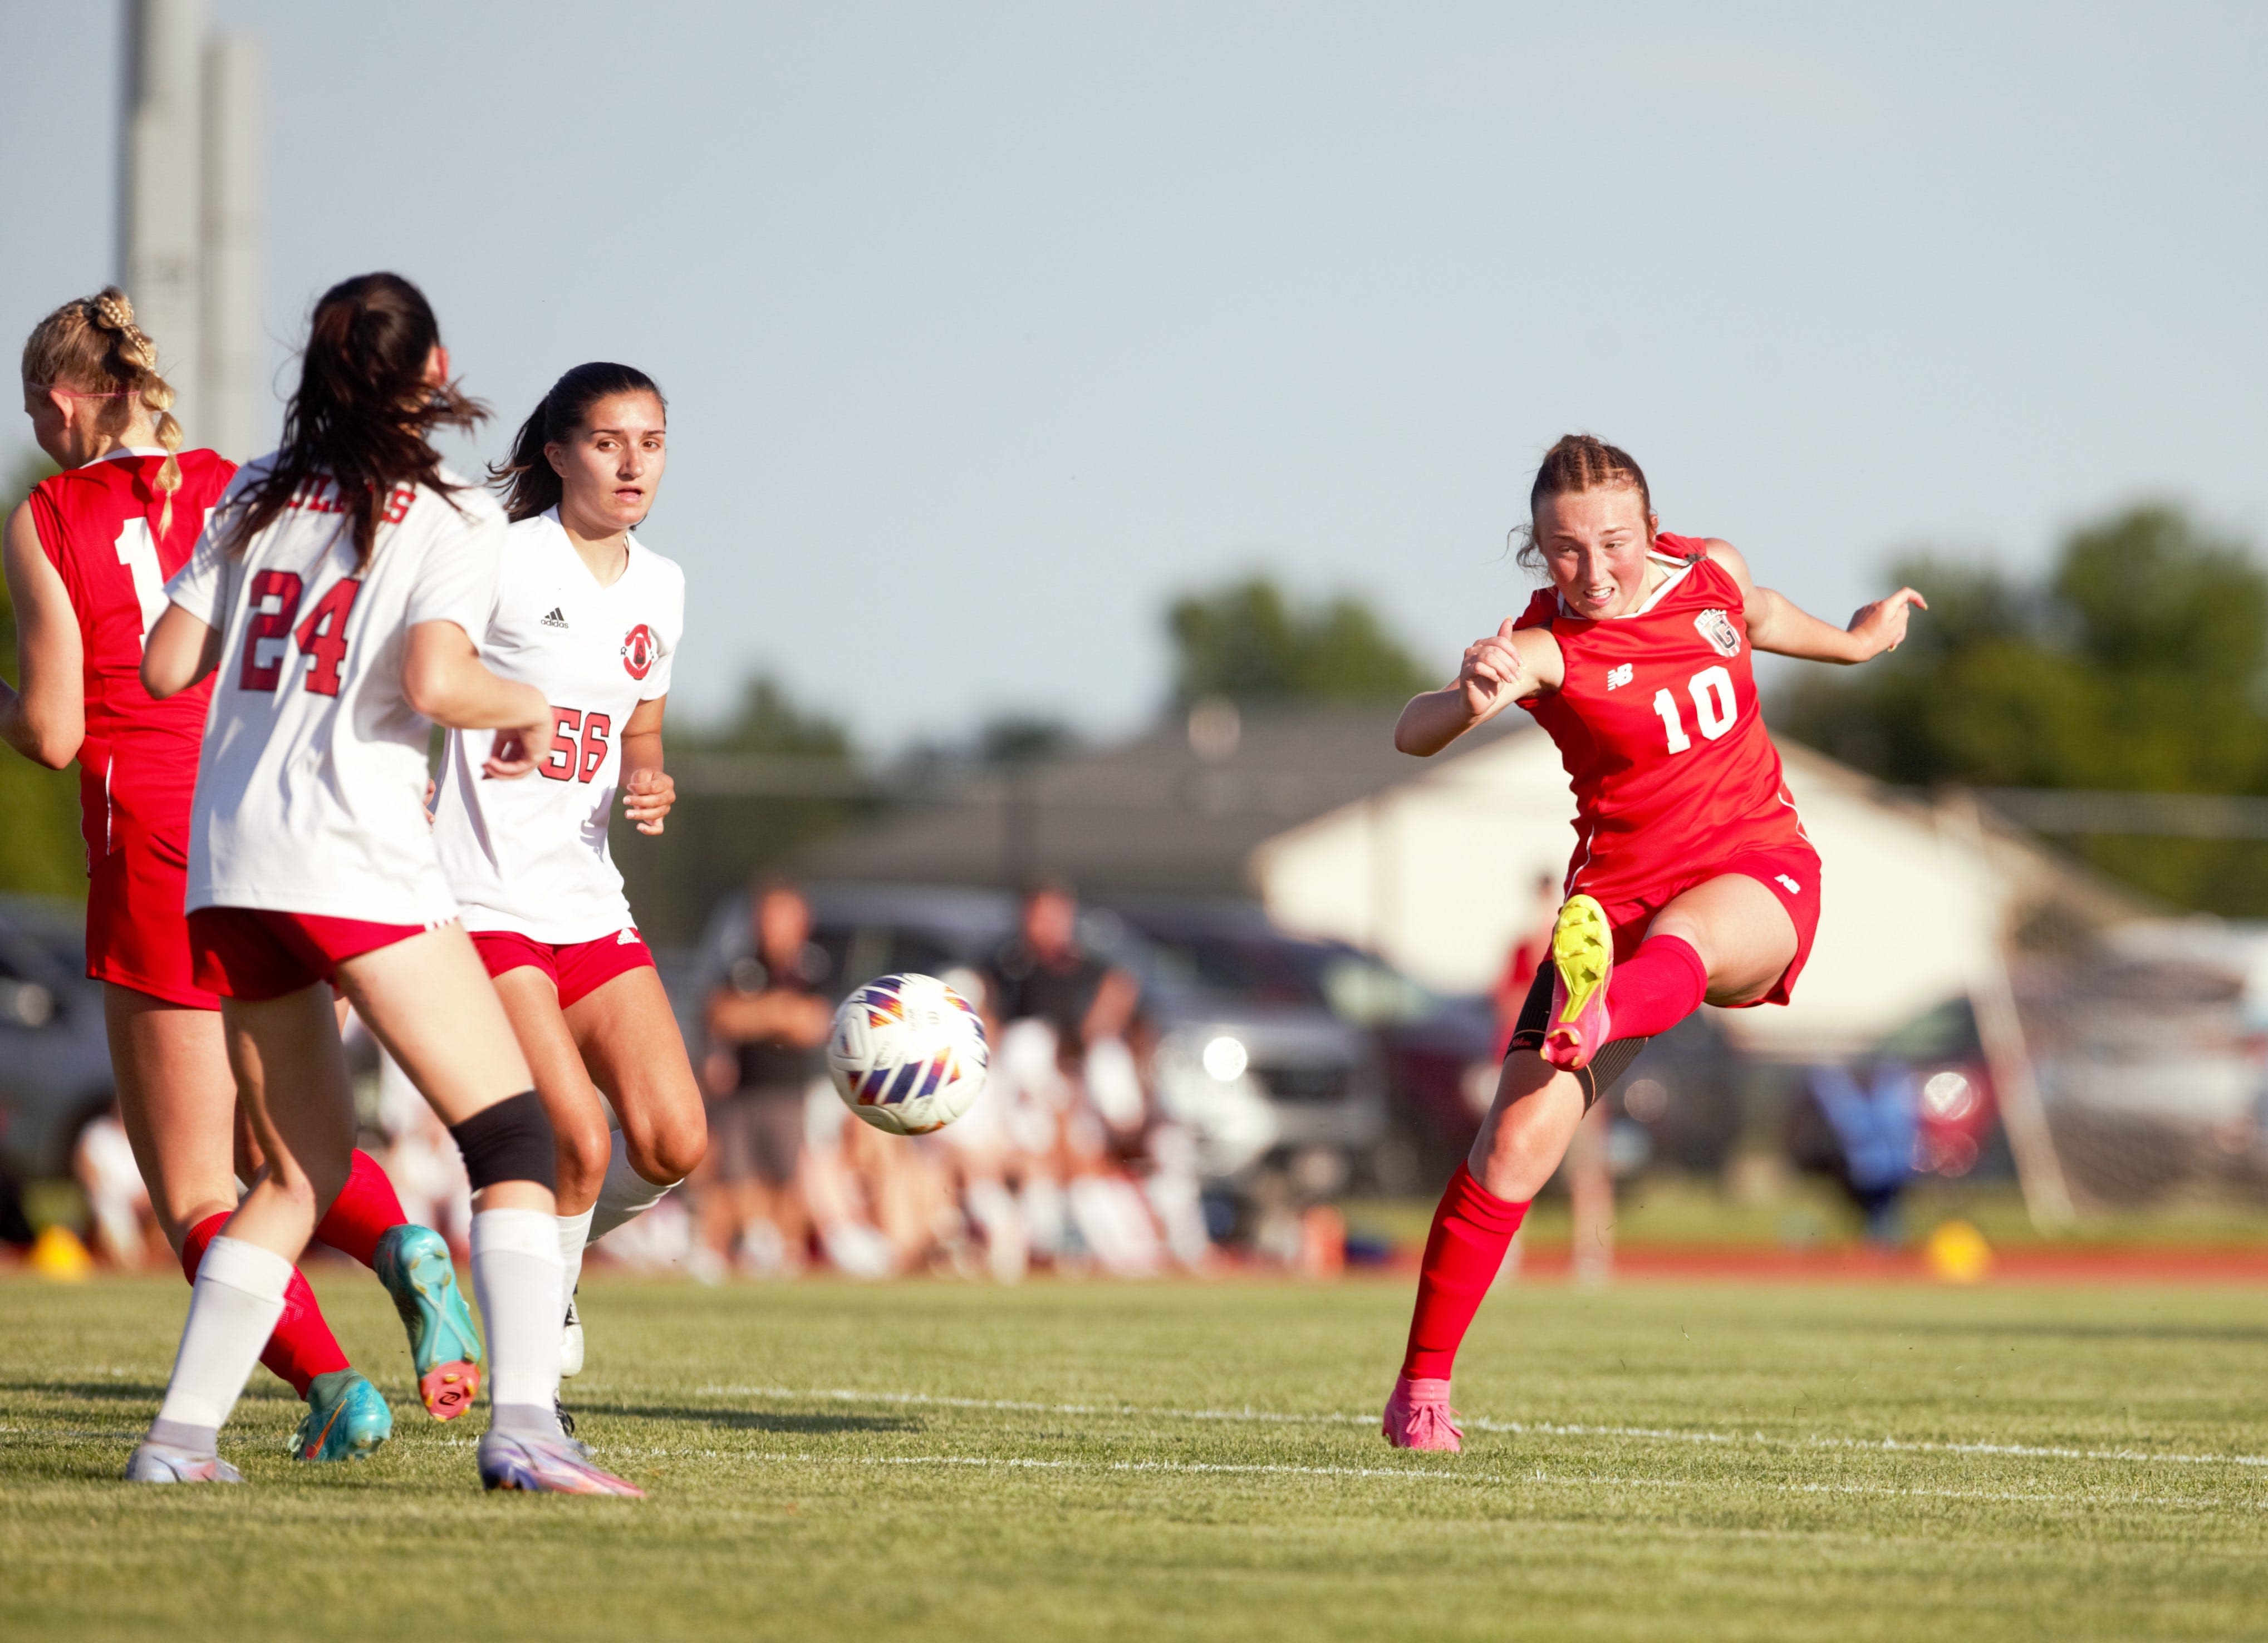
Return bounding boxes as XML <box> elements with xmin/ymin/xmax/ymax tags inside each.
<box><xmin>1605</xmin><ymin>663</ymin><xmax>1634</xmax><ymax>690</ymax></box>
<box><xmin>541</xmin><ymin>607</ymin><xmax>569</xmax><ymax>629</ymax></box>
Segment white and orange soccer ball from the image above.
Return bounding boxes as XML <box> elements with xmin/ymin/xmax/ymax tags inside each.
<box><xmin>826</xmin><ymin>972</ymin><xmax>989</xmax><ymax>1135</ymax></box>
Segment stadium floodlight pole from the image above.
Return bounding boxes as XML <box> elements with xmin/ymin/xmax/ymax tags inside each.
<box><xmin>1936</xmin><ymin>790</ymin><xmax>2076</xmax><ymax>1232</ymax></box>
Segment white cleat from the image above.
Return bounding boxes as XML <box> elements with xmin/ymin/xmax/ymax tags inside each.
<box><xmin>561</xmin><ymin>1290</ymin><xmax>585</xmax><ymax>1380</ymax></box>
<box><xmin>479</xmin><ymin>1430</ymin><xmax>643</xmax><ymax>1496</ymax></box>
<box><xmin>124</xmin><ymin>1442</ymin><xmax>244</xmax><ymax>1484</ymax></box>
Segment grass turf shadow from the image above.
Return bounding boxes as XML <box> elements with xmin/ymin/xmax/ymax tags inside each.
<box><xmin>0</xmin><ymin>1378</ymin><xmax>171</xmax><ymax>1403</ymax></box>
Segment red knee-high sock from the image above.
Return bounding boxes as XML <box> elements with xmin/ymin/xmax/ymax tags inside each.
<box><xmin>1399</xmin><ymin>1164</ymin><xmax>1531</xmax><ymax>1381</ymax></box>
<box><xmin>179</xmin><ymin>1211</ymin><xmax>350</xmax><ymax>1399</ymax></box>
<box><xmin>1602</xmin><ymin>934</ymin><xmax>1708</xmax><ymax>1040</ymax></box>
<box><xmin>313</xmin><ymin>1149</ymin><xmax>408</xmax><ymax>1269</ymax></box>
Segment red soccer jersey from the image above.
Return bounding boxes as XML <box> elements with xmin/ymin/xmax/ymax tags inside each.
<box><xmin>1514</xmin><ymin>533</ymin><xmax>1806</xmax><ymax>911</ymax></box>
<box><xmin>27</xmin><ymin>448</ymin><xmax>236</xmax><ymax>852</ymax></box>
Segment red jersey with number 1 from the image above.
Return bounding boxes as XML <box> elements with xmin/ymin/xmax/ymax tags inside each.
<box><xmin>27</xmin><ymin>449</ymin><xmax>236</xmax><ymax>852</ymax></box>
<box><xmin>1514</xmin><ymin>533</ymin><xmax>1806</xmax><ymax>910</ymax></box>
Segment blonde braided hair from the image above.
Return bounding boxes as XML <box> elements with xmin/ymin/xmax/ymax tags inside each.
<box><xmin>20</xmin><ymin>286</ymin><xmax>185</xmax><ymax>536</ymax></box>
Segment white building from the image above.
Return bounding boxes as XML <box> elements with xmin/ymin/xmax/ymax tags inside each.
<box><xmin>1251</xmin><ymin>729</ymin><xmax>2142</xmax><ymax>1058</ymax></box>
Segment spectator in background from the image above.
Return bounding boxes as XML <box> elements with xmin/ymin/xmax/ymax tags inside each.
<box><xmin>985</xmin><ymin>882</ymin><xmax>1194</xmax><ymax>1276</ymax></box>
<box><xmin>988</xmin><ymin>882</ymin><xmax>1140</xmax><ymax>1053</ymax></box>
<box><xmin>702</xmin><ymin>882</ymin><xmax>832</xmax><ymax>1274</ymax></box>
<box><xmin>75</xmin><ymin>1105</ymin><xmax>168</xmax><ymax>1268</ymax></box>
<box><xmin>1808</xmin><ymin>1062</ymin><xmax>1918</xmax><ymax>1246</ymax></box>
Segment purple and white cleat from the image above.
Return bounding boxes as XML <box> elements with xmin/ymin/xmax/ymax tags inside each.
<box><xmin>124</xmin><ymin>1441</ymin><xmax>244</xmax><ymax>1484</ymax></box>
<box><xmin>478</xmin><ymin>1430</ymin><xmax>645</xmax><ymax>1497</ymax></box>
<box><xmin>1381</xmin><ymin>1375</ymin><xmax>1464</xmax><ymax>1453</ymax></box>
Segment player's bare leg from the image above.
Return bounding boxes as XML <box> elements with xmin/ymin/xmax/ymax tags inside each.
<box><xmin>338</xmin><ymin>927</ymin><xmax>641</xmax><ymax>1494</ymax></box>
<box><xmin>103</xmin><ymin>988</ymin><xmax>238</xmax><ymax>1246</ymax></box>
<box><xmin>1646</xmin><ymin>873</ymin><xmax>1797</xmax><ymax>1007</ymax></box>
<box><xmin>555</xmin><ymin>966</ymin><xmax>705</xmax><ymax>1383</ymax></box>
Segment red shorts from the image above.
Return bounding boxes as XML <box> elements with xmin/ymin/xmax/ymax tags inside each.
<box><xmin>470</xmin><ymin>927</ymin><xmax>655</xmax><ymax>1010</ymax></box>
<box><xmin>188</xmin><ymin>907</ymin><xmax>436</xmax><ymax>1002</ymax></box>
<box><xmin>87</xmin><ymin>819</ymin><xmax>217</xmax><ymax>1010</ymax></box>
<box><xmin>1588</xmin><ymin>840</ymin><xmax>1822</xmax><ymax>1007</ymax></box>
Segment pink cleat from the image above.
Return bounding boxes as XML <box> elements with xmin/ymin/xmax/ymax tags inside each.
<box><xmin>1381</xmin><ymin>1376</ymin><xmax>1464</xmax><ymax>1452</ymax></box>
<box><xmin>1540</xmin><ymin>894</ymin><xmax>1614</xmax><ymax>1071</ymax></box>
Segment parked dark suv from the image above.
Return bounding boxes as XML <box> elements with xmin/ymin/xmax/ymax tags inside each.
<box><xmin>0</xmin><ymin>897</ymin><xmax>117</xmax><ymax>1177</ymax></box>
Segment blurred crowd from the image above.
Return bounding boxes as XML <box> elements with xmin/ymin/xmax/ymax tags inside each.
<box><xmin>323</xmin><ymin>880</ymin><xmax>1216</xmax><ymax>1282</ymax></box>
<box><xmin>684</xmin><ymin>880</ymin><xmax>1211</xmax><ymax>1280</ymax></box>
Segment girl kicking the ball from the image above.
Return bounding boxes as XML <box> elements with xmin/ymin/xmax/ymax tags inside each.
<box><xmin>431</xmin><ymin>363</ymin><xmax>703</xmax><ymax>1414</ymax></box>
<box><xmin>1381</xmin><ymin>434</ymin><xmax>1925</xmax><ymax>1452</ymax></box>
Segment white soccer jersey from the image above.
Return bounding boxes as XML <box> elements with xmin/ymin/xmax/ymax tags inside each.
<box><xmin>431</xmin><ymin>509</ymin><xmax>684</xmax><ymax>944</ymax></box>
<box><xmin>166</xmin><ymin>463</ymin><xmax>507</xmax><ymax>922</ymax></box>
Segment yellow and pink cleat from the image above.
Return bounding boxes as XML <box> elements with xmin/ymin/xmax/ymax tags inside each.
<box><xmin>1541</xmin><ymin>894</ymin><xmax>1614</xmax><ymax>1072</ymax></box>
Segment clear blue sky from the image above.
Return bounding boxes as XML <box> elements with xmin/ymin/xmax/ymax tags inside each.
<box><xmin>4</xmin><ymin>2</ymin><xmax>2264</xmax><ymax>750</ymax></box>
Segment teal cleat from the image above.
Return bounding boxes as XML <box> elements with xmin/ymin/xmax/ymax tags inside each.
<box><xmin>373</xmin><ymin>1224</ymin><xmax>484</xmax><ymax>1421</ymax></box>
<box><xmin>292</xmin><ymin>1368</ymin><xmax>394</xmax><ymax>1462</ymax></box>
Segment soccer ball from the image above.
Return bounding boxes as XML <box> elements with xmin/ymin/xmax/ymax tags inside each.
<box><xmin>826</xmin><ymin>972</ymin><xmax>990</xmax><ymax>1135</ymax></box>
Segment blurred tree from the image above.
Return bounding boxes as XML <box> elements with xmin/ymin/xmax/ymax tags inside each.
<box><xmin>0</xmin><ymin>451</ymin><xmax>85</xmax><ymax>900</ymax></box>
<box><xmin>610</xmin><ymin>674</ymin><xmax>865</xmax><ymax>946</ymax></box>
<box><xmin>1167</xmin><ymin>575</ymin><xmax>1432</xmax><ymax>705</ymax></box>
<box><xmin>1778</xmin><ymin>504</ymin><xmax>2268</xmax><ymax>911</ymax></box>
<box><xmin>977</xmin><ymin>712</ymin><xmax>1077</xmax><ymax>767</ymax></box>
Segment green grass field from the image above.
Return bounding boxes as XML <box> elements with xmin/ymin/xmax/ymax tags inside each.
<box><xmin>3</xmin><ymin>1271</ymin><xmax>2265</xmax><ymax>1642</ymax></box>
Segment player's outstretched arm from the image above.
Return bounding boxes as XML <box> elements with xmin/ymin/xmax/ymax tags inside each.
<box><xmin>1701</xmin><ymin>538</ymin><xmax>1926</xmax><ymax>665</ymax></box>
<box><xmin>618</xmin><ymin>695</ymin><xmax>674</xmax><ymax>835</ymax></box>
<box><xmin>140</xmin><ymin>601</ymin><xmax>222</xmax><ymax>702</ymax></box>
<box><xmin>401</xmin><ymin>619</ymin><xmax>551</xmax><ymax>778</ymax></box>
<box><xmin>0</xmin><ymin>501</ymin><xmax>85</xmax><ymax>767</ymax></box>
<box><xmin>1394</xmin><ymin>620</ymin><xmax>1563</xmax><ymax>756</ymax></box>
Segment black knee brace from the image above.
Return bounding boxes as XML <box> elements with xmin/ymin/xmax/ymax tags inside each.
<box><xmin>449</xmin><ymin>1090</ymin><xmax>558</xmax><ymax>1193</ymax></box>
<box><xmin>1506</xmin><ymin>964</ymin><xmax>1652</xmax><ymax>1111</ymax></box>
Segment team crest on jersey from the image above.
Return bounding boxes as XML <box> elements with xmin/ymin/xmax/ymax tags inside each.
<box><xmin>1693</xmin><ymin>608</ymin><xmax>1742</xmax><ymax>658</ymax></box>
<box><xmin>621</xmin><ymin>623</ymin><xmax>657</xmax><ymax>680</ymax></box>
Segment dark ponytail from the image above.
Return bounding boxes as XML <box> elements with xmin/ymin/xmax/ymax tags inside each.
<box><xmin>222</xmin><ymin>272</ymin><xmax>485</xmax><ymax>565</ymax></box>
<box><xmin>489</xmin><ymin>362</ymin><xmax>666</xmax><ymax>523</ymax></box>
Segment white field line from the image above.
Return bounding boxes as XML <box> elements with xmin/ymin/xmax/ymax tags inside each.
<box><xmin>624</xmin><ymin>1447</ymin><xmax>2255</xmax><ymax>1511</ymax></box>
<box><xmin>694</xmin><ymin>1384</ymin><xmax>2268</xmax><ymax>1471</ymax></box>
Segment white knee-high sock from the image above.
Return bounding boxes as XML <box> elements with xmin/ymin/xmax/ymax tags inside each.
<box><xmin>151</xmin><ymin>1236</ymin><xmax>291</xmax><ymax>1448</ymax></box>
<box><xmin>471</xmin><ymin>1207</ymin><xmax>564</xmax><ymax>1429</ymax></box>
<box><xmin>556</xmin><ymin>1206</ymin><xmax>596</xmax><ymax>1312</ymax></box>
<box><xmin>587</xmin><ymin>1132</ymin><xmax>679</xmax><ymax>1243</ymax></box>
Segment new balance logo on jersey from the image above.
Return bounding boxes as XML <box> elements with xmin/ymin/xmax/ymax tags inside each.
<box><xmin>1775</xmin><ymin>874</ymin><xmax>1801</xmax><ymax>894</ymax></box>
<box><xmin>1606</xmin><ymin>663</ymin><xmax>1634</xmax><ymax>690</ymax></box>
<box><xmin>541</xmin><ymin>607</ymin><xmax>569</xmax><ymax>629</ymax></box>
